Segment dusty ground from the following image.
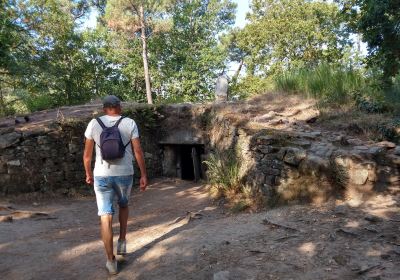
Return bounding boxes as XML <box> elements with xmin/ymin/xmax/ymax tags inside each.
<box><xmin>1</xmin><ymin>178</ymin><xmax>400</xmax><ymax>280</ymax></box>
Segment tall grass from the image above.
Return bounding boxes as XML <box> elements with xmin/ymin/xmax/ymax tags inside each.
<box><xmin>203</xmin><ymin>151</ymin><xmax>242</xmax><ymax>193</ymax></box>
<box><xmin>275</xmin><ymin>64</ymin><xmax>364</xmax><ymax>104</ymax></box>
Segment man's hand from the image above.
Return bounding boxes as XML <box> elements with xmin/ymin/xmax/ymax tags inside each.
<box><xmin>86</xmin><ymin>173</ymin><xmax>94</xmax><ymax>185</ymax></box>
<box><xmin>140</xmin><ymin>176</ymin><xmax>148</xmax><ymax>191</ymax></box>
<box><xmin>83</xmin><ymin>138</ymin><xmax>94</xmax><ymax>185</ymax></box>
<box><xmin>132</xmin><ymin>138</ymin><xmax>148</xmax><ymax>192</ymax></box>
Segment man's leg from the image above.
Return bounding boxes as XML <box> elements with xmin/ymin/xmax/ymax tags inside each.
<box><xmin>94</xmin><ymin>176</ymin><xmax>116</xmax><ymax>262</ymax></box>
<box><xmin>100</xmin><ymin>214</ymin><xmax>114</xmax><ymax>261</ymax></box>
<box><xmin>114</xmin><ymin>175</ymin><xmax>133</xmax><ymax>255</ymax></box>
<box><xmin>119</xmin><ymin>206</ymin><xmax>129</xmax><ymax>240</ymax></box>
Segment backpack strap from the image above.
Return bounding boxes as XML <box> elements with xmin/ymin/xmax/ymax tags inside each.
<box><xmin>114</xmin><ymin>116</ymin><xmax>125</xmax><ymax>128</ymax></box>
<box><xmin>95</xmin><ymin>117</ymin><xmax>107</xmax><ymax>129</ymax></box>
<box><xmin>124</xmin><ymin>141</ymin><xmax>131</xmax><ymax>148</ymax></box>
<box><xmin>115</xmin><ymin>116</ymin><xmax>131</xmax><ymax>149</ymax></box>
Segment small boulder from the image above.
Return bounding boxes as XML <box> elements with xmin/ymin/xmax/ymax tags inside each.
<box><xmin>349</xmin><ymin>168</ymin><xmax>369</xmax><ymax>185</ymax></box>
<box><xmin>0</xmin><ymin>132</ymin><xmax>21</xmax><ymax>149</ymax></box>
<box><xmin>394</xmin><ymin>146</ymin><xmax>400</xmax><ymax>156</ymax></box>
<box><xmin>375</xmin><ymin>141</ymin><xmax>396</xmax><ymax>149</ymax></box>
<box><xmin>214</xmin><ymin>271</ymin><xmax>230</xmax><ymax>280</ymax></box>
<box><xmin>283</xmin><ymin>147</ymin><xmax>306</xmax><ymax>166</ymax></box>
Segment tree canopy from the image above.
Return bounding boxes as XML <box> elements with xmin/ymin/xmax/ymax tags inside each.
<box><xmin>0</xmin><ymin>0</ymin><xmax>398</xmax><ymax>116</ymax></box>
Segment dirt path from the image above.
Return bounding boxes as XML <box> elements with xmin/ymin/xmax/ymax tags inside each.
<box><xmin>1</xmin><ymin>178</ymin><xmax>400</xmax><ymax>280</ymax></box>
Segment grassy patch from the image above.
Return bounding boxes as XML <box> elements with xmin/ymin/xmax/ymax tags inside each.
<box><xmin>319</xmin><ymin>108</ymin><xmax>400</xmax><ymax>143</ymax></box>
<box><xmin>204</xmin><ymin>151</ymin><xmax>265</xmax><ymax>212</ymax></box>
<box><xmin>203</xmin><ymin>151</ymin><xmax>242</xmax><ymax>193</ymax></box>
<box><xmin>275</xmin><ymin>64</ymin><xmax>364</xmax><ymax>105</ymax></box>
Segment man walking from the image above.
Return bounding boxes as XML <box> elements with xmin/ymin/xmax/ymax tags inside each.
<box><xmin>83</xmin><ymin>95</ymin><xmax>148</xmax><ymax>275</ymax></box>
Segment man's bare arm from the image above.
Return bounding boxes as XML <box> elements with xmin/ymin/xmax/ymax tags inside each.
<box><xmin>131</xmin><ymin>138</ymin><xmax>148</xmax><ymax>191</ymax></box>
<box><xmin>83</xmin><ymin>138</ymin><xmax>94</xmax><ymax>185</ymax></box>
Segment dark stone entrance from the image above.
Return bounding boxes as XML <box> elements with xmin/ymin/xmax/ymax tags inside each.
<box><xmin>161</xmin><ymin>144</ymin><xmax>204</xmax><ymax>181</ymax></box>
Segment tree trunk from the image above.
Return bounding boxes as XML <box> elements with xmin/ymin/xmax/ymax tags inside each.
<box><xmin>232</xmin><ymin>59</ymin><xmax>244</xmax><ymax>85</ymax></box>
<box><xmin>139</xmin><ymin>4</ymin><xmax>153</xmax><ymax>104</ymax></box>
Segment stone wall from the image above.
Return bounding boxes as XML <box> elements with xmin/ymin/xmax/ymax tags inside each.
<box><xmin>206</xmin><ymin>115</ymin><xmax>400</xmax><ymax>204</ymax></box>
<box><xmin>1</xmin><ymin>101</ymin><xmax>400</xmax><ymax>205</ymax></box>
<box><xmin>0</xmin><ymin>111</ymin><xmax>162</xmax><ymax>195</ymax></box>
<box><xmin>148</xmin><ymin>103</ymin><xmax>400</xmax><ymax>204</ymax></box>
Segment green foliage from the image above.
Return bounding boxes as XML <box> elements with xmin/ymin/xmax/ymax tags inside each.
<box><xmin>383</xmin><ymin>74</ymin><xmax>400</xmax><ymax>113</ymax></box>
<box><xmin>153</xmin><ymin>0</ymin><xmax>236</xmax><ymax>101</ymax></box>
<box><xmin>230</xmin><ymin>76</ymin><xmax>274</xmax><ymax>98</ymax></box>
<box><xmin>233</xmin><ymin>0</ymin><xmax>349</xmax><ymax>76</ymax></box>
<box><xmin>123</xmin><ymin>106</ymin><xmax>160</xmax><ymax>130</ymax></box>
<box><xmin>353</xmin><ymin>91</ymin><xmax>386</xmax><ymax>114</ymax></box>
<box><xmin>375</xmin><ymin>118</ymin><xmax>400</xmax><ymax>143</ymax></box>
<box><xmin>274</xmin><ymin>64</ymin><xmax>364</xmax><ymax>104</ymax></box>
<box><xmin>203</xmin><ymin>151</ymin><xmax>242</xmax><ymax>193</ymax></box>
<box><xmin>338</xmin><ymin>0</ymin><xmax>400</xmax><ymax>80</ymax></box>
<box><xmin>0</xmin><ymin>0</ymin><xmax>398</xmax><ymax>114</ymax></box>
<box><xmin>24</xmin><ymin>94</ymin><xmax>58</xmax><ymax>113</ymax></box>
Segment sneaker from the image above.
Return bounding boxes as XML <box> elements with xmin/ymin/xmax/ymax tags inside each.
<box><xmin>106</xmin><ymin>258</ymin><xmax>118</xmax><ymax>275</ymax></box>
<box><xmin>117</xmin><ymin>239</ymin><xmax>127</xmax><ymax>255</ymax></box>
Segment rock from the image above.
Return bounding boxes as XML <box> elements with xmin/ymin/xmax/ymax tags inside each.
<box><xmin>354</xmin><ymin>146</ymin><xmax>369</xmax><ymax>151</ymax></box>
<box><xmin>288</xmin><ymin>139</ymin><xmax>311</xmax><ymax>148</ymax></box>
<box><xmin>312</xmin><ymin>145</ymin><xmax>334</xmax><ymax>158</ymax></box>
<box><xmin>333</xmin><ymin>255</ymin><xmax>348</xmax><ymax>266</ymax></box>
<box><xmin>339</xmin><ymin>136</ymin><xmax>349</xmax><ymax>146</ymax></box>
<box><xmin>260</xmin><ymin>167</ymin><xmax>281</xmax><ymax>176</ymax></box>
<box><xmin>7</xmin><ymin>160</ymin><xmax>21</xmax><ymax>167</ymax></box>
<box><xmin>213</xmin><ymin>271</ymin><xmax>230</xmax><ymax>280</ymax></box>
<box><xmin>254</xmin><ymin>111</ymin><xmax>276</xmax><ymax>122</ymax></box>
<box><xmin>265</xmin><ymin>175</ymin><xmax>277</xmax><ymax>186</ymax></box>
<box><xmin>0</xmin><ymin>132</ymin><xmax>21</xmax><ymax>149</ymax></box>
<box><xmin>394</xmin><ymin>146</ymin><xmax>400</xmax><ymax>156</ymax></box>
<box><xmin>333</xmin><ymin>205</ymin><xmax>347</xmax><ymax>215</ymax></box>
<box><xmin>347</xmin><ymin>138</ymin><xmax>363</xmax><ymax>146</ymax></box>
<box><xmin>375</xmin><ymin>141</ymin><xmax>396</xmax><ymax>149</ymax></box>
<box><xmin>37</xmin><ymin>136</ymin><xmax>50</xmax><ymax>145</ymax></box>
<box><xmin>376</xmin><ymin>166</ymin><xmax>400</xmax><ymax>183</ymax></box>
<box><xmin>309</xmin><ymin>131</ymin><xmax>322</xmax><ymax>137</ymax></box>
<box><xmin>251</xmin><ymin>173</ymin><xmax>265</xmax><ymax>188</ymax></box>
<box><xmin>306</xmin><ymin>116</ymin><xmax>318</xmax><ymax>124</ymax></box>
<box><xmin>257</xmin><ymin>145</ymin><xmax>280</xmax><ymax>154</ymax></box>
<box><xmin>367</xmin><ymin>146</ymin><xmax>386</xmax><ymax>155</ymax></box>
<box><xmin>276</xmin><ymin>149</ymin><xmax>287</xmax><ymax>160</ymax></box>
<box><xmin>144</xmin><ymin>152</ymin><xmax>153</xmax><ymax>159</ymax></box>
<box><xmin>349</xmin><ymin>168</ymin><xmax>369</xmax><ymax>185</ymax></box>
<box><xmin>0</xmin><ymin>174</ymin><xmax>11</xmax><ymax>184</ymax></box>
<box><xmin>364</xmin><ymin>215</ymin><xmax>383</xmax><ymax>223</ymax></box>
<box><xmin>256</xmin><ymin>135</ymin><xmax>278</xmax><ymax>145</ymax></box>
<box><xmin>283</xmin><ymin>147</ymin><xmax>306</xmax><ymax>166</ymax></box>
<box><xmin>0</xmin><ymin>127</ymin><xmax>14</xmax><ymax>135</ymax></box>
<box><xmin>261</xmin><ymin>183</ymin><xmax>274</xmax><ymax>196</ymax></box>
<box><xmin>22</xmin><ymin>128</ymin><xmax>47</xmax><ymax>138</ymax></box>
<box><xmin>0</xmin><ymin>162</ymin><xmax>7</xmax><ymax>174</ymax></box>
<box><xmin>0</xmin><ymin>216</ymin><xmax>13</xmax><ymax>223</ymax></box>
<box><xmin>68</xmin><ymin>143</ymin><xmax>80</xmax><ymax>154</ymax></box>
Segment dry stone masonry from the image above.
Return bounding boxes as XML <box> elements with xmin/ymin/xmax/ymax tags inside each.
<box><xmin>0</xmin><ymin>111</ymin><xmax>162</xmax><ymax>195</ymax></box>
<box><xmin>1</xmin><ymin>102</ymin><xmax>399</xmax><ymax>206</ymax></box>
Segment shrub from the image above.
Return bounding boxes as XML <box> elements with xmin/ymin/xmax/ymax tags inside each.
<box><xmin>24</xmin><ymin>94</ymin><xmax>57</xmax><ymax>112</ymax></box>
<box><xmin>230</xmin><ymin>76</ymin><xmax>274</xmax><ymax>99</ymax></box>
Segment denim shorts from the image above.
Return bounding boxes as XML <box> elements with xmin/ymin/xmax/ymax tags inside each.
<box><xmin>94</xmin><ymin>175</ymin><xmax>133</xmax><ymax>216</ymax></box>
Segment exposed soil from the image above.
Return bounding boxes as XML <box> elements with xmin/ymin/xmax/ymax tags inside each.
<box><xmin>1</xmin><ymin>178</ymin><xmax>400</xmax><ymax>280</ymax></box>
